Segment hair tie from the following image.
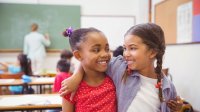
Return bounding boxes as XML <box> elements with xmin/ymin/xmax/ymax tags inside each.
<box><xmin>63</xmin><ymin>27</ymin><xmax>73</xmax><ymax>37</ymax></box>
<box><xmin>155</xmin><ymin>82</ymin><xmax>162</xmax><ymax>88</ymax></box>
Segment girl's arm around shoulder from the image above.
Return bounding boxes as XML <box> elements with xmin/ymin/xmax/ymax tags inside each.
<box><xmin>106</xmin><ymin>55</ymin><xmax>125</xmax><ymax>79</ymax></box>
<box><xmin>62</xmin><ymin>97</ymin><xmax>74</xmax><ymax>112</ymax></box>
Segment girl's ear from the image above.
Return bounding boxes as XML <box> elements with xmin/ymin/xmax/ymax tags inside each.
<box><xmin>73</xmin><ymin>50</ymin><xmax>82</xmax><ymax>61</ymax></box>
<box><xmin>149</xmin><ymin>49</ymin><xmax>157</xmax><ymax>59</ymax></box>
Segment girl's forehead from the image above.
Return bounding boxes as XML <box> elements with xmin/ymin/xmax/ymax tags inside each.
<box><xmin>124</xmin><ymin>35</ymin><xmax>143</xmax><ymax>45</ymax></box>
<box><xmin>80</xmin><ymin>33</ymin><xmax>108</xmax><ymax>48</ymax></box>
<box><xmin>85</xmin><ymin>32</ymin><xmax>107</xmax><ymax>42</ymax></box>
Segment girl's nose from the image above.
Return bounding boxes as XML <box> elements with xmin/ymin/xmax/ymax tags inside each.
<box><xmin>123</xmin><ymin>50</ymin><xmax>130</xmax><ymax>57</ymax></box>
<box><xmin>101</xmin><ymin>51</ymin><xmax>110</xmax><ymax>58</ymax></box>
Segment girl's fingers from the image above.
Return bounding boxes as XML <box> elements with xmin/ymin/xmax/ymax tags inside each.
<box><xmin>60</xmin><ymin>85</ymin><xmax>68</xmax><ymax>92</ymax></box>
<box><xmin>59</xmin><ymin>90</ymin><xmax>69</xmax><ymax>97</ymax></box>
<box><xmin>167</xmin><ymin>101</ymin><xmax>177</xmax><ymax>110</ymax></box>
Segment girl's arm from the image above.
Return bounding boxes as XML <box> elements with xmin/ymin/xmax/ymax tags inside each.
<box><xmin>59</xmin><ymin>65</ymin><xmax>83</xmax><ymax>96</ymax></box>
<box><xmin>62</xmin><ymin>97</ymin><xmax>74</xmax><ymax>112</ymax></box>
<box><xmin>0</xmin><ymin>62</ymin><xmax>8</xmax><ymax>71</ymax></box>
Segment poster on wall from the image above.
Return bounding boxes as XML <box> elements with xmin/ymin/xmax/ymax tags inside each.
<box><xmin>177</xmin><ymin>1</ymin><xmax>192</xmax><ymax>43</ymax></box>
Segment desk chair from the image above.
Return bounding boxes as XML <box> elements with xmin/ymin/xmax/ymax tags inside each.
<box><xmin>0</xmin><ymin>73</ymin><xmax>23</xmax><ymax>94</ymax></box>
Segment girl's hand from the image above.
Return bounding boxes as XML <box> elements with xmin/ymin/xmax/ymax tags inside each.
<box><xmin>167</xmin><ymin>96</ymin><xmax>183</xmax><ymax>112</ymax></box>
<box><xmin>59</xmin><ymin>76</ymin><xmax>78</xmax><ymax>96</ymax></box>
<box><xmin>59</xmin><ymin>64</ymin><xmax>84</xmax><ymax>97</ymax></box>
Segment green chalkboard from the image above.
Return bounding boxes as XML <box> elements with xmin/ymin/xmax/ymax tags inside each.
<box><xmin>0</xmin><ymin>3</ymin><xmax>80</xmax><ymax>50</ymax></box>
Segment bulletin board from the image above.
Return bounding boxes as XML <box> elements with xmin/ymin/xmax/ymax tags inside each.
<box><xmin>155</xmin><ymin>0</ymin><xmax>192</xmax><ymax>44</ymax></box>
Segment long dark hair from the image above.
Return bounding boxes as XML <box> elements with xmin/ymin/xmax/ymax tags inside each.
<box><xmin>17</xmin><ymin>54</ymin><xmax>33</xmax><ymax>76</ymax></box>
<box><xmin>123</xmin><ymin>23</ymin><xmax>165</xmax><ymax>102</ymax></box>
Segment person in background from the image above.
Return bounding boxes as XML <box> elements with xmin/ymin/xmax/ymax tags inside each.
<box><xmin>62</xmin><ymin>27</ymin><xmax>117</xmax><ymax>112</ymax></box>
<box><xmin>60</xmin><ymin>49</ymin><xmax>73</xmax><ymax>61</ymax></box>
<box><xmin>23</xmin><ymin>23</ymin><xmax>51</xmax><ymax>75</ymax></box>
<box><xmin>60</xmin><ymin>23</ymin><xmax>182</xmax><ymax>112</ymax></box>
<box><xmin>0</xmin><ymin>54</ymin><xmax>33</xmax><ymax>94</ymax></box>
<box><xmin>112</xmin><ymin>45</ymin><xmax>124</xmax><ymax>57</ymax></box>
<box><xmin>60</xmin><ymin>49</ymin><xmax>76</xmax><ymax>74</ymax></box>
<box><xmin>53</xmin><ymin>59</ymin><xmax>71</xmax><ymax>93</ymax></box>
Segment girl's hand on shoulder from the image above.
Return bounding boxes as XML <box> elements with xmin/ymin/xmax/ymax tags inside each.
<box><xmin>59</xmin><ymin>76</ymin><xmax>78</xmax><ymax>97</ymax></box>
<box><xmin>167</xmin><ymin>96</ymin><xmax>183</xmax><ymax>112</ymax></box>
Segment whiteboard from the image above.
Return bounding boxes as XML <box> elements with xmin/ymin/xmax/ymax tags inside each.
<box><xmin>81</xmin><ymin>16</ymin><xmax>135</xmax><ymax>50</ymax></box>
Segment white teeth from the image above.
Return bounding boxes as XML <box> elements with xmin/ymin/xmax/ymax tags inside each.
<box><xmin>98</xmin><ymin>61</ymin><xmax>107</xmax><ymax>64</ymax></box>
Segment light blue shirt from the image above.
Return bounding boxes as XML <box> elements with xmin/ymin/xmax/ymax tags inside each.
<box><xmin>107</xmin><ymin>56</ymin><xmax>177</xmax><ymax>112</ymax></box>
<box><xmin>23</xmin><ymin>32</ymin><xmax>51</xmax><ymax>60</ymax></box>
<box><xmin>9</xmin><ymin>74</ymin><xmax>32</xmax><ymax>93</ymax></box>
<box><xmin>8</xmin><ymin>65</ymin><xmax>21</xmax><ymax>74</ymax></box>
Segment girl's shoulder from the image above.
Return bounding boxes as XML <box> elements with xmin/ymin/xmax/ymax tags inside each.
<box><xmin>107</xmin><ymin>55</ymin><xmax>127</xmax><ymax>79</ymax></box>
<box><xmin>110</xmin><ymin>55</ymin><xmax>125</xmax><ymax>64</ymax></box>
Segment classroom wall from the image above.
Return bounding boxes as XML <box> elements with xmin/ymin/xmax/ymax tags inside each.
<box><xmin>163</xmin><ymin>44</ymin><xmax>200</xmax><ymax>111</ymax></box>
<box><xmin>0</xmin><ymin>0</ymin><xmax>148</xmax><ymax>24</ymax></box>
<box><xmin>152</xmin><ymin>0</ymin><xmax>200</xmax><ymax>111</ymax></box>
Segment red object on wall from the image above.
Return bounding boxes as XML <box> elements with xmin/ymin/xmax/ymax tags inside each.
<box><xmin>193</xmin><ymin>0</ymin><xmax>200</xmax><ymax>15</ymax></box>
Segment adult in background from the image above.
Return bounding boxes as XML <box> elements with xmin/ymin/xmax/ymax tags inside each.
<box><xmin>23</xmin><ymin>23</ymin><xmax>51</xmax><ymax>75</ymax></box>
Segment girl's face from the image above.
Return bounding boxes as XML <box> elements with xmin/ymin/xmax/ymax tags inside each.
<box><xmin>123</xmin><ymin>35</ymin><xmax>156</xmax><ymax>71</ymax></box>
<box><xmin>78</xmin><ymin>32</ymin><xmax>111</xmax><ymax>73</ymax></box>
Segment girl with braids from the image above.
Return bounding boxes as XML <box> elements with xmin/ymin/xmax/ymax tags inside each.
<box><xmin>60</xmin><ymin>23</ymin><xmax>182</xmax><ymax>112</ymax></box>
<box><xmin>62</xmin><ymin>27</ymin><xmax>117</xmax><ymax>112</ymax></box>
<box><xmin>0</xmin><ymin>53</ymin><xmax>33</xmax><ymax>94</ymax></box>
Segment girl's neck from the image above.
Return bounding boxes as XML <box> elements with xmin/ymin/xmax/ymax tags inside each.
<box><xmin>139</xmin><ymin>66</ymin><xmax>157</xmax><ymax>79</ymax></box>
<box><xmin>83</xmin><ymin>69</ymin><xmax>106</xmax><ymax>87</ymax></box>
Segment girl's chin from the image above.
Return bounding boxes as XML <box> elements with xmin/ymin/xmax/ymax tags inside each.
<box><xmin>127</xmin><ymin>66</ymin><xmax>135</xmax><ymax>70</ymax></box>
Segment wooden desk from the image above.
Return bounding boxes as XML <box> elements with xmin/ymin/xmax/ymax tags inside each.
<box><xmin>0</xmin><ymin>77</ymin><xmax>54</xmax><ymax>86</ymax></box>
<box><xmin>0</xmin><ymin>77</ymin><xmax>55</xmax><ymax>94</ymax></box>
<box><xmin>0</xmin><ymin>94</ymin><xmax>61</xmax><ymax>111</ymax></box>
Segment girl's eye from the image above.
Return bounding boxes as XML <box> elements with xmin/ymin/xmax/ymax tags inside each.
<box><xmin>105</xmin><ymin>47</ymin><xmax>110</xmax><ymax>52</ymax></box>
<box><xmin>130</xmin><ymin>47</ymin><xmax>137</xmax><ymax>50</ymax></box>
<box><xmin>93</xmin><ymin>48</ymin><xmax>100</xmax><ymax>53</ymax></box>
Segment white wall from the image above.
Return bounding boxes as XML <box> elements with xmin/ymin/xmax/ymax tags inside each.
<box><xmin>163</xmin><ymin>44</ymin><xmax>200</xmax><ymax>111</ymax></box>
<box><xmin>0</xmin><ymin>0</ymin><xmax>147</xmax><ymax>24</ymax></box>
